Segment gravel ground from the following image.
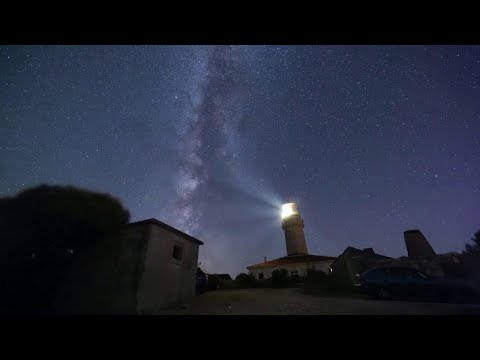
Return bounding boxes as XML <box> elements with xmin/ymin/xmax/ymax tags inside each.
<box><xmin>155</xmin><ymin>288</ymin><xmax>480</xmax><ymax>315</ymax></box>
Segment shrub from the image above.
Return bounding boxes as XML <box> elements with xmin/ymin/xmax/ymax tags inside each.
<box><xmin>303</xmin><ymin>270</ymin><xmax>357</xmax><ymax>296</ymax></box>
<box><xmin>271</xmin><ymin>269</ymin><xmax>290</xmax><ymax>288</ymax></box>
<box><xmin>254</xmin><ymin>278</ymin><xmax>271</xmax><ymax>288</ymax></box>
<box><xmin>207</xmin><ymin>275</ymin><xmax>220</xmax><ymax>291</ymax></box>
<box><xmin>306</xmin><ymin>268</ymin><xmax>328</xmax><ymax>282</ymax></box>
<box><xmin>235</xmin><ymin>273</ymin><xmax>256</xmax><ymax>288</ymax></box>
<box><xmin>219</xmin><ymin>280</ymin><xmax>235</xmax><ymax>289</ymax></box>
<box><xmin>0</xmin><ymin>184</ymin><xmax>130</xmax><ymax>314</ymax></box>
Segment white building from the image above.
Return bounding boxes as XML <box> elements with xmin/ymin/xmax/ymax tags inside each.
<box><xmin>246</xmin><ymin>203</ymin><xmax>335</xmax><ymax>279</ymax></box>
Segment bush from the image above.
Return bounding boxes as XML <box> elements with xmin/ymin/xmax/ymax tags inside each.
<box><xmin>306</xmin><ymin>269</ymin><xmax>328</xmax><ymax>282</ymax></box>
<box><xmin>254</xmin><ymin>278</ymin><xmax>272</xmax><ymax>288</ymax></box>
<box><xmin>235</xmin><ymin>273</ymin><xmax>256</xmax><ymax>288</ymax></box>
<box><xmin>207</xmin><ymin>275</ymin><xmax>220</xmax><ymax>291</ymax></box>
<box><xmin>0</xmin><ymin>184</ymin><xmax>130</xmax><ymax>314</ymax></box>
<box><xmin>303</xmin><ymin>270</ymin><xmax>357</xmax><ymax>296</ymax></box>
<box><xmin>271</xmin><ymin>269</ymin><xmax>290</xmax><ymax>288</ymax></box>
<box><xmin>219</xmin><ymin>280</ymin><xmax>235</xmax><ymax>289</ymax></box>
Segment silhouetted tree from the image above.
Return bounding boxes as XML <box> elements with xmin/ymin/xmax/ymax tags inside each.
<box><xmin>464</xmin><ymin>230</ymin><xmax>480</xmax><ymax>253</ymax></box>
<box><xmin>0</xmin><ymin>184</ymin><xmax>130</xmax><ymax>314</ymax></box>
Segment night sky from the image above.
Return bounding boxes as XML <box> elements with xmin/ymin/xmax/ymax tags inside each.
<box><xmin>1</xmin><ymin>45</ymin><xmax>479</xmax><ymax>277</ymax></box>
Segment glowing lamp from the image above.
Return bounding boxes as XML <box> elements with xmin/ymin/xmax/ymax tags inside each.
<box><xmin>281</xmin><ymin>203</ymin><xmax>299</xmax><ymax>219</ymax></box>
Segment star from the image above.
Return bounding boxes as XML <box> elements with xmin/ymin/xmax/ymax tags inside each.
<box><xmin>1</xmin><ymin>45</ymin><xmax>479</xmax><ymax>278</ymax></box>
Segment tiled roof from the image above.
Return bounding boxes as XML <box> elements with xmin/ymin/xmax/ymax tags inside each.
<box><xmin>247</xmin><ymin>254</ymin><xmax>336</xmax><ymax>270</ymax></box>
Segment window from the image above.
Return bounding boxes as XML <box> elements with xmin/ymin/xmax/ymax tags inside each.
<box><xmin>259</xmin><ymin>273</ymin><xmax>264</xmax><ymax>280</ymax></box>
<box><xmin>290</xmin><ymin>270</ymin><xmax>299</xmax><ymax>279</ymax></box>
<box><xmin>413</xmin><ymin>271</ymin><xmax>428</xmax><ymax>280</ymax></box>
<box><xmin>172</xmin><ymin>244</ymin><xmax>183</xmax><ymax>261</ymax></box>
<box><xmin>389</xmin><ymin>268</ymin><xmax>410</xmax><ymax>283</ymax></box>
<box><xmin>402</xmin><ymin>268</ymin><xmax>420</xmax><ymax>280</ymax></box>
<box><xmin>364</xmin><ymin>268</ymin><xmax>388</xmax><ymax>282</ymax></box>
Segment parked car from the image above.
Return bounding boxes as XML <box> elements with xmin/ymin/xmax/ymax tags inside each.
<box><xmin>354</xmin><ymin>266</ymin><xmax>477</xmax><ymax>303</ymax></box>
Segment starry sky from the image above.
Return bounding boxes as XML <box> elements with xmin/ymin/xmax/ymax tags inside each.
<box><xmin>1</xmin><ymin>45</ymin><xmax>479</xmax><ymax>277</ymax></box>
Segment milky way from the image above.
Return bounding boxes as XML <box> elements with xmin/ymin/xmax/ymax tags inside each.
<box><xmin>1</xmin><ymin>45</ymin><xmax>479</xmax><ymax>277</ymax></box>
<box><xmin>171</xmin><ymin>46</ymin><xmax>247</xmax><ymax>234</ymax></box>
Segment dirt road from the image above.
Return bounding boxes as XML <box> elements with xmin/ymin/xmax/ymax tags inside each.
<box><xmin>156</xmin><ymin>288</ymin><xmax>480</xmax><ymax>315</ymax></box>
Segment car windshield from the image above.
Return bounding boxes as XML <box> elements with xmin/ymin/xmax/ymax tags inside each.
<box><xmin>363</xmin><ymin>267</ymin><xmax>388</xmax><ymax>281</ymax></box>
<box><xmin>413</xmin><ymin>271</ymin><xmax>428</xmax><ymax>280</ymax></box>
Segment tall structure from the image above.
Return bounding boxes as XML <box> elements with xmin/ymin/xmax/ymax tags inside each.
<box><xmin>247</xmin><ymin>202</ymin><xmax>335</xmax><ymax>279</ymax></box>
<box><xmin>281</xmin><ymin>203</ymin><xmax>308</xmax><ymax>256</ymax></box>
<box><xmin>404</xmin><ymin>229</ymin><xmax>436</xmax><ymax>258</ymax></box>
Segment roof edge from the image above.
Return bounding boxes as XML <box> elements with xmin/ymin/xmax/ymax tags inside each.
<box><xmin>247</xmin><ymin>254</ymin><xmax>337</xmax><ymax>270</ymax></box>
<box><xmin>127</xmin><ymin>218</ymin><xmax>204</xmax><ymax>245</ymax></box>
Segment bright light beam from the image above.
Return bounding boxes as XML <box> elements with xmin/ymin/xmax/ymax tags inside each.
<box><xmin>281</xmin><ymin>203</ymin><xmax>298</xmax><ymax>219</ymax></box>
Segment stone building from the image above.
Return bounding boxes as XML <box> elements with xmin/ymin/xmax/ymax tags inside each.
<box><xmin>128</xmin><ymin>218</ymin><xmax>204</xmax><ymax>313</ymax></box>
<box><xmin>389</xmin><ymin>230</ymin><xmax>464</xmax><ymax>278</ymax></box>
<box><xmin>55</xmin><ymin>218</ymin><xmax>203</xmax><ymax>314</ymax></box>
<box><xmin>329</xmin><ymin>229</ymin><xmax>469</xmax><ymax>285</ymax></box>
<box><xmin>247</xmin><ymin>203</ymin><xmax>335</xmax><ymax>279</ymax></box>
<box><xmin>403</xmin><ymin>229</ymin><xmax>437</xmax><ymax>258</ymax></box>
<box><xmin>329</xmin><ymin>247</ymin><xmax>392</xmax><ymax>285</ymax></box>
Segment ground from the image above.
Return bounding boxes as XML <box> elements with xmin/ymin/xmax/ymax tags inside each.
<box><xmin>155</xmin><ymin>288</ymin><xmax>480</xmax><ymax>315</ymax></box>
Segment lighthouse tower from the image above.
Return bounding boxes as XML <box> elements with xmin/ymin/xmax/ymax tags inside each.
<box><xmin>281</xmin><ymin>203</ymin><xmax>308</xmax><ymax>256</ymax></box>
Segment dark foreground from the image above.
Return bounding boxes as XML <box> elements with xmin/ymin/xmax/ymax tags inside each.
<box><xmin>156</xmin><ymin>288</ymin><xmax>480</xmax><ymax>315</ymax></box>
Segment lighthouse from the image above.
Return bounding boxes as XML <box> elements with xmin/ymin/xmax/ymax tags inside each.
<box><xmin>246</xmin><ymin>202</ymin><xmax>335</xmax><ymax>280</ymax></box>
<box><xmin>281</xmin><ymin>203</ymin><xmax>308</xmax><ymax>256</ymax></box>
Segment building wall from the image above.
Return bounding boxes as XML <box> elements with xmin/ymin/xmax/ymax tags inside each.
<box><xmin>249</xmin><ymin>260</ymin><xmax>334</xmax><ymax>280</ymax></box>
<box><xmin>136</xmin><ymin>224</ymin><xmax>200</xmax><ymax>313</ymax></box>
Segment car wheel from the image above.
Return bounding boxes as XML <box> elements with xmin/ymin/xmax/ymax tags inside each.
<box><xmin>377</xmin><ymin>288</ymin><xmax>391</xmax><ymax>300</ymax></box>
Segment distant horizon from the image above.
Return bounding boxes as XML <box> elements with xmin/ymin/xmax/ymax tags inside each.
<box><xmin>1</xmin><ymin>180</ymin><xmax>477</xmax><ymax>278</ymax></box>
